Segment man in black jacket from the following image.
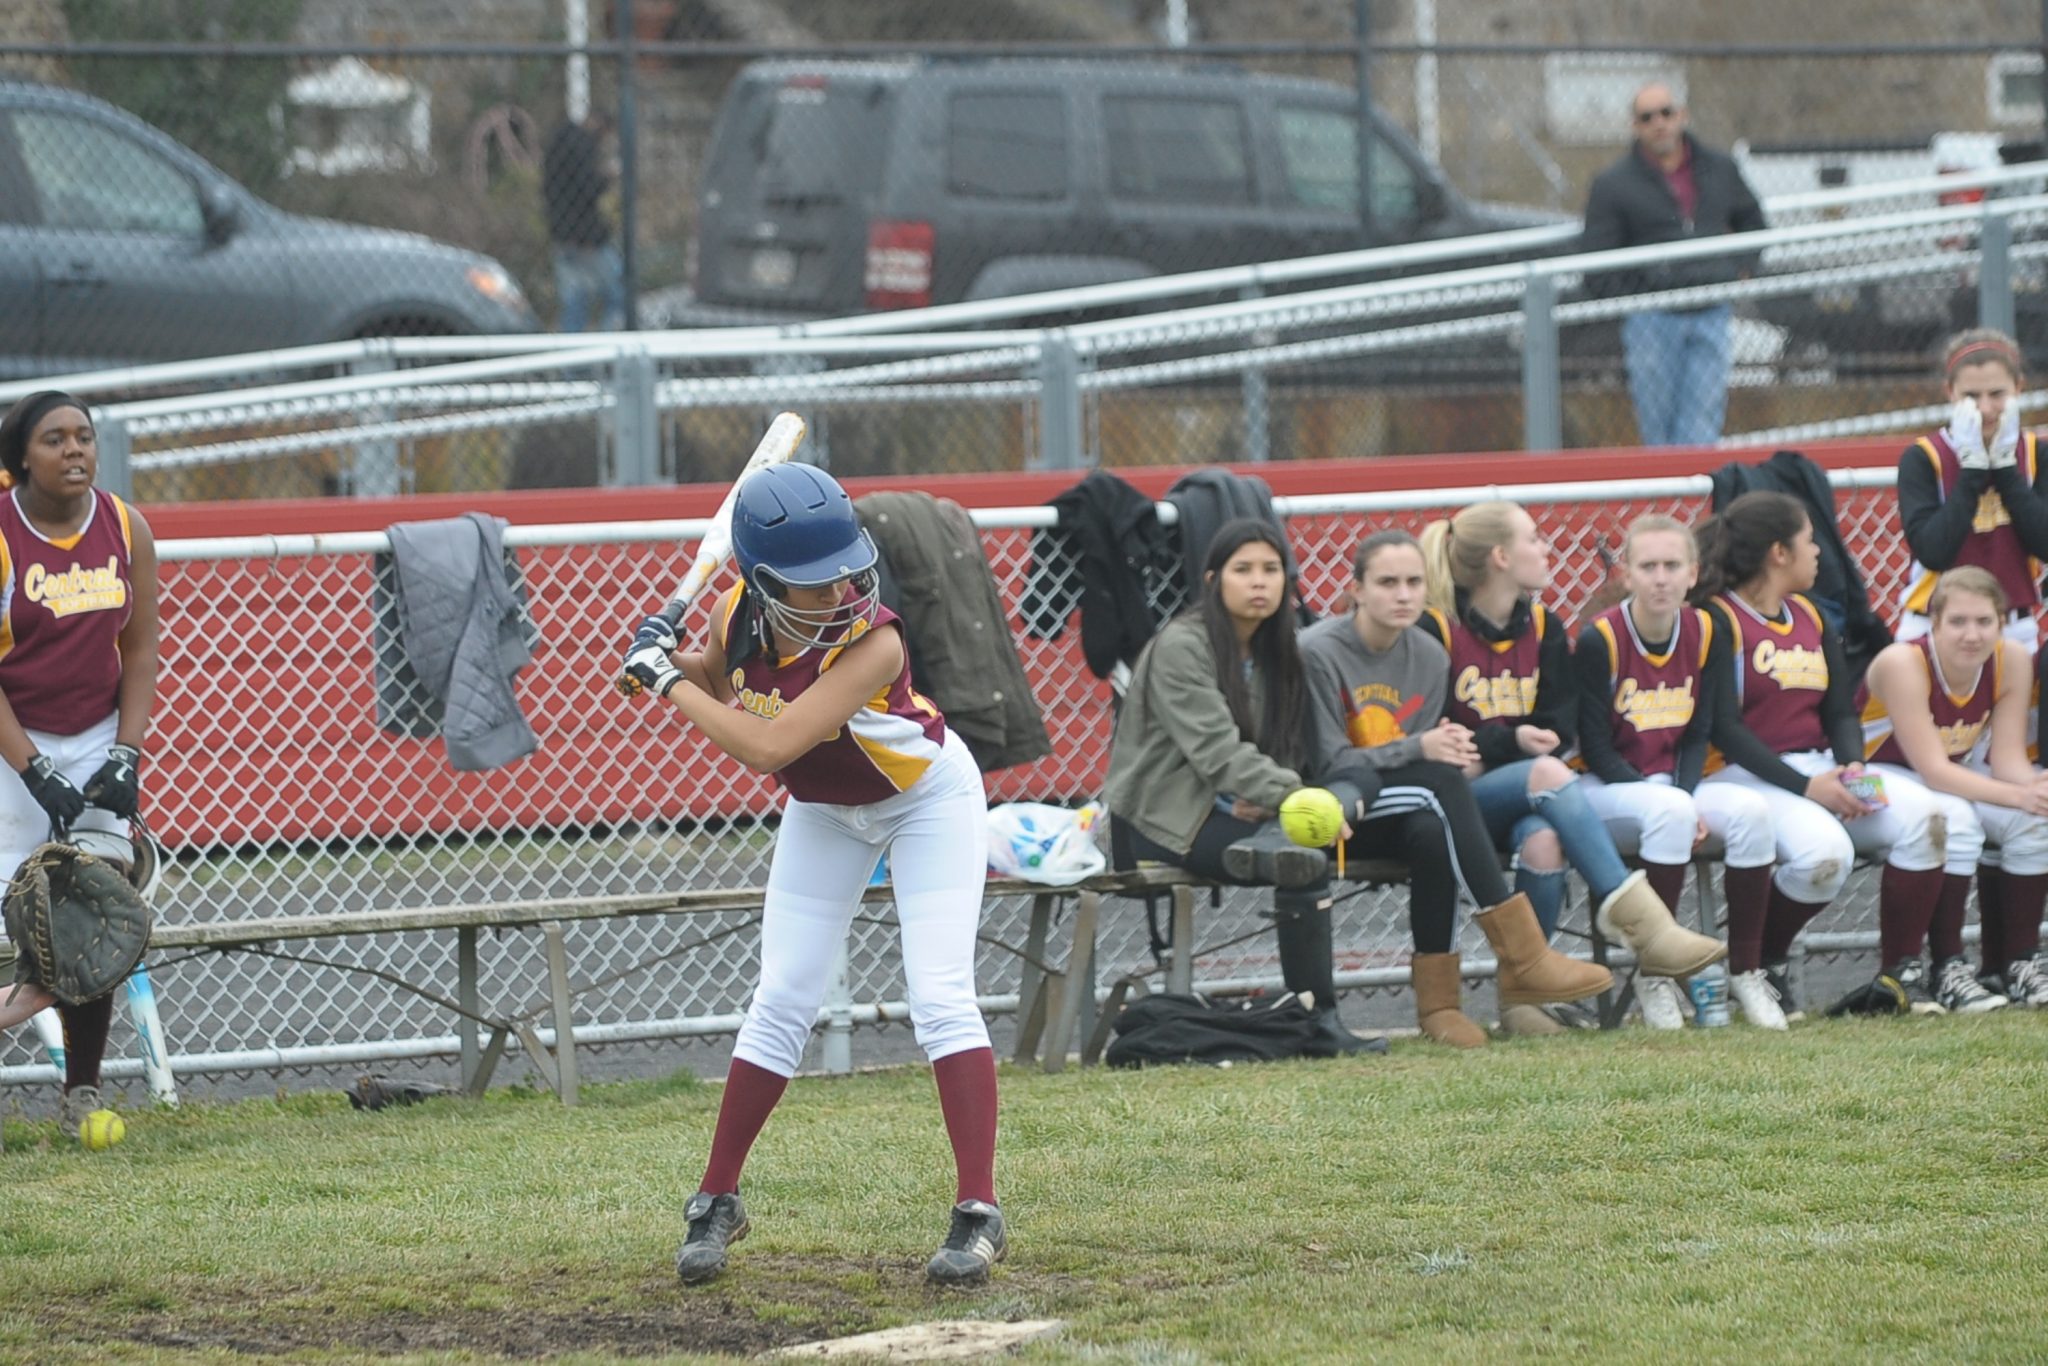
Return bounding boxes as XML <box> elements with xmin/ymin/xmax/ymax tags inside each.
<box><xmin>1582</xmin><ymin>82</ymin><xmax>1765</xmax><ymax>447</ymax></box>
<box><xmin>541</xmin><ymin>110</ymin><xmax>624</xmax><ymax>333</ymax></box>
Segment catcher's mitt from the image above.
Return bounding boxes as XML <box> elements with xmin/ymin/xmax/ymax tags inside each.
<box><xmin>3</xmin><ymin>842</ymin><xmax>152</xmax><ymax>1006</ymax></box>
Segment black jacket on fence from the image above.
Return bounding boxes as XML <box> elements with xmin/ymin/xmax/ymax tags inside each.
<box><xmin>1023</xmin><ymin>471</ymin><xmax>1180</xmax><ymax>682</ymax></box>
<box><xmin>856</xmin><ymin>491</ymin><xmax>1053</xmax><ymax>774</ymax></box>
<box><xmin>1709</xmin><ymin>449</ymin><xmax>1893</xmax><ymax>685</ymax></box>
<box><xmin>1581</xmin><ymin>134</ymin><xmax>1765</xmax><ymax>298</ymax></box>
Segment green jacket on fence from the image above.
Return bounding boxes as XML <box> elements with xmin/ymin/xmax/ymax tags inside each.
<box><xmin>1103</xmin><ymin>615</ymin><xmax>1301</xmax><ymax>857</ymax></box>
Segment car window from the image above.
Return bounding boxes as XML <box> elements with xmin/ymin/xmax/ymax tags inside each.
<box><xmin>1275</xmin><ymin>106</ymin><xmax>1421</xmax><ymax>222</ymax></box>
<box><xmin>1105</xmin><ymin>95</ymin><xmax>1252</xmax><ymax>205</ymax></box>
<box><xmin>11</xmin><ymin>111</ymin><xmax>204</xmax><ymax>236</ymax></box>
<box><xmin>948</xmin><ymin>91</ymin><xmax>1065</xmax><ymax>200</ymax></box>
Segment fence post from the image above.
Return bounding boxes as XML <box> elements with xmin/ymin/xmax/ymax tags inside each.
<box><xmin>95</xmin><ymin>409</ymin><xmax>132</xmax><ymax>501</ymax></box>
<box><xmin>610</xmin><ymin>347</ymin><xmax>659</xmax><ymax>486</ymax></box>
<box><xmin>1035</xmin><ymin>333</ymin><xmax>1086</xmax><ymax>470</ymax></box>
<box><xmin>1355</xmin><ymin>0</ymin><xmax>1376</xmax><ymax>245</ymax></box>
<box><xmin>1980</xmin><ymin>208</ymin><xmax>2015</xmax><ymax>340</ymax></box>
<box><xmin>1242</xmin><ymin>284</ymin><xmax>1272</xmax><ymax>463</ymax></box>
<box><xmin>1522</xmin><ymin>267</ymin><xmax>1562</xmax><ymax>453</ymax></box>
<box><xmin>347</xmin><ymin>348</ymin><xmax>402</xmax><ymax>497</ymax></box>
<box><xmin>822</xmin><ymin>942</ymin><xmax>853</xmax><ymax>1074</ymax></box>
<box><xmin>613</xmin><ymin>0</ymin><xmax>640</xmax><ymax>331</ymax></box>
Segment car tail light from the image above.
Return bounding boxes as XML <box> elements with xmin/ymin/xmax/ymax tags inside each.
<box><xmin>1937</xmin><ymin>168</ymin><xmax>1987</xmax><ymax>251</ymax></box>
<box><xmin>865</xmin><ymin>219</ymin><xmax>934</xmax><ymax>309</ymax></box>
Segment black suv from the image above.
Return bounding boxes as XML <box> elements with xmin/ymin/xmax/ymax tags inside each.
<box><xmin>676</xmin><ymin>58</ymin><xmax>1557</xmax><ymax>322</ymax></box>
<box><xmin>0</xmin><ymin>78</ymin><xmax>536</xmax><ymax>379</ymax></box>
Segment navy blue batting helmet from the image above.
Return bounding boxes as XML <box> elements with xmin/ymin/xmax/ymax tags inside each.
<box><xmin>730</xmin><ymin>463</ymin><xmax>880</xmax><ymax>648</ymax></box>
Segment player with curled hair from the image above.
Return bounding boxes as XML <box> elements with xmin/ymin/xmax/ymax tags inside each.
<box><xmin>1104</xmin><ymin>518</ymin><xmax>1382</xmax><ymax>1056</ymax></box>
<box><xmin>1895</xmin><ymin>328</ymin><xmax>2048</xmax><ymax>649</ymax></box>
<box><xmin>1858</xmin><ymin>566</ymin><xmax>2048</xmax><ymax>1010</ymax></box>
<box><xmin>1416</xmin><ymin>501</ymin><xmax>1723</xmax><ymax>1034</ymax></box>
<box><xmin>1299</xmin><ymin>529</ymin><xmax>1614</xmax><ymax>1047</ymax></box>
<box><xmin>1572</xmin><ymin>515</ymin><xmax>1778</xmax><ymax>1027</ymax></box>
<box><xmin>0</xmin><ymin>391</ymin><xmax>159</xmax><ymax>1150</ymax></box>
<box><xmin>1693</xmin><ymin>491</ymin><xmax>1953</xmax><ymax>1017</ymax></box>
<box><xmin>620</xmin><ymin>462</ymin><xmax>1003</xmax><ymax>1287</ymax></box>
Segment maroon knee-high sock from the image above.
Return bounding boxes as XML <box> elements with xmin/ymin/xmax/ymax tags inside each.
<box><xmin>1722</xmin><ymin>864</ymin><xmax>1775</xmax><ymax>974</ymax></box>
<box><xmin>1928</xmin><ymin>874</ymin><xmax>1973</xmax><ymax>964</ymax></box>
<box><xmin>699</xmin><ymin>1059</ymin><xmax>790</xmax><ymax>1195</ymax></box>
<box><xmin>1999</xmin><ymin>871</ymin><xmax>2048</xmax><ymax>961</ymax></box>
<box><xmin>1877</xmin><ymin>865</ymin><xmax>1945</xmax><ymax>966</ymax></box>
<box><xmin>932</xmin><ymin>1047</ymin><xmax>999</xmax><ymax>1205</ymax></box>
<box><xmin>1760</xmin><ymin>884</ymin><xmax>1833</xmax><ymax>966</ymax></box>
<box><xmin>57</xmin><ymin>996</ymin><xmax>113</xmax><ymax>1093</ymax></box>
<box><xmin>1643</xmin><ymin>862</ymin><xmax>1688</xmax><ymax>915</ymax></box>
<box><xmin>1976</xmin><ymin>866</ymin><xmax>2007</xmax><ymax>971</ymax></box>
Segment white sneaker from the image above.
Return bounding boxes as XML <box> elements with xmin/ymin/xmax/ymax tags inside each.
<box><xmin>2005</xmin><ymin>956</ymin><xmax>2048</xmax><ymax>1008</ymax></box>
<box><xmin>1728</xmin><ymin>969</ymin><xmax>1790</xmax><ymax>1031</ymax></box>
<box><xmin>1637</xmin><ymin>976</ymin><xmax>1686</xmax><ymax>1031</ymax></box>
<box><xmin>1934</xmin><ymin>956</ymin><xmax>2008</xmax><ymax>1014</ymax></box>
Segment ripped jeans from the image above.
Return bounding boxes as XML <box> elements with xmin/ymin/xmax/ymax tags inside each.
<box><xmin>1469</xmin><ymin>759</ymin><xmax>1634</xmax><ymax>939</ymax></box>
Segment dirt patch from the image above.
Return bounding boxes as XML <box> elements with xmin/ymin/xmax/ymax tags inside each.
<box><xmin>46</xmin><ymin>1259</ymin><xmax>1086</xmax><ymax>1361</ymax></box>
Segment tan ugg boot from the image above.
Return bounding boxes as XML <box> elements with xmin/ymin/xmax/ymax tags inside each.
<box><xmin>1478</xmin><ymin>893</ymin><xmax>1613</xmax><ymax>1004</ymax></box>
<box><xmin>1595</xmin><ymin>870</ymin><xmax>1728</xmax><ymax>978</ymax></box>
<box><xmin>1497</xmin><ymin>1002</ymin><xmax>1570</xmax><ymax>1036</ymax></box>
<box><xmin>1411</xmin><ymin>952</ymin><xmax>1487</xmax><ymax>1047</ymax></box>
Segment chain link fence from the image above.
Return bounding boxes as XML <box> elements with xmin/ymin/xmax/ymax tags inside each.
<box><xmin>8</xmin><ymin>10</ymin><xmax>2048</xmax><ymax>477</ymax></box>
<box><xmin>0</xmin><ymin>465</ymin><xmax>1930</xmax><ymax>1096</ymax></box>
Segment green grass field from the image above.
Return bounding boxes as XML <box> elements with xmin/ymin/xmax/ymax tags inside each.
<box><xmin>2</xmin><ymin>1012</ymin><xmax>2044</xmax><ymax>1364</ymax></box>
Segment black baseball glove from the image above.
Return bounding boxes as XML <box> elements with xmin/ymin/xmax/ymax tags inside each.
<box><xmin>3</xmin><ymin>842</ymin><xmax>152</xmax><ymax>1006</ymax></box>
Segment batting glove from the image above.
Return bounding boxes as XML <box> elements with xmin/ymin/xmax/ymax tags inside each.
<box><xmin>1950</xmin><ymin>397</ymin><xmax>1990</xmax><ymax>471</ymax></box>
<box><xmin>20</xmin><ymin>755</ymin><xmax>85</xmax><ymax>839</ymax></box>
<box><xmin>629</xmin><ymin>612</ymin><xmax>679</xmax><ymax>654</ymax></box>
<box><xmin>1990</xmin><ymin>404</ymin><xmax>2022</xmax><ymax>470</ymax></box>
<box><xmin>621</xmin><ymin>640</ymin><xmax>683</xmax><ymax>702</ymax></box>
<box><xmin>82</xmin><ymin>743</ymin><xmax>142</xmax><ymax>819</ymax></box>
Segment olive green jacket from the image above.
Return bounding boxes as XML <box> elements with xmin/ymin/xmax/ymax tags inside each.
<box><xmin>1103</xmin><ymin>615</ymin><xmax>1302</xmax><ymax>856</ymax></box>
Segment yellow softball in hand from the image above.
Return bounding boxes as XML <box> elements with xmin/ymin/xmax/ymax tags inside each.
<box><xmin>1278</xmin><ymin>787</ymin><xmax>1345</xmax><ymax>848</ymax></box>
<box><xmin>79</xmin><ymin>1109</ymin><xmax>125</xmax><ymax>1152</ymax></box>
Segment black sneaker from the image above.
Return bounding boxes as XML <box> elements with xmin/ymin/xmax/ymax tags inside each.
<box><xmin>1762</xmin><ymin>960</ymin><xmax>1805</xmax><ymax>1023</ymax></box>
<box><xmin>1220</xmin><ymin>824</ymin><xmax>1328</xmax><ymax>889</ymax></box>
<box><xmin>926</xmin><ymin>1199</ymin><xmax>1006</xmax><ymax>1285</ymax></box>
<box><xmin>677</xmin><ymin>1191</ymin><xmax>749</xmax><ymax>1284</ymax></box>
<box><xmin>1934</xmin><ymin>955</ymin><xmax>2008</xmax><ymax>1014</ymax></box>
<box><xmin>1890</xmin><ymin>958</ymin><xmax>1945</xmax><ymax>1016</ymax></box>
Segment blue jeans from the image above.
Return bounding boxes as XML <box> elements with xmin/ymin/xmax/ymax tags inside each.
<box><xmin>1621</xmin><ymin>304</ymin><xmax>1732</xmax><ymax>446</ymax></box>
<box><xmin>552</xmin><ymin>243</ymin><xmax>625</xmax><ymax>333</ymax></box>
<box><xmin>1469</xmin><ymin>760</ymin><xmax>1633</xmax><ymax>939</ymax></box>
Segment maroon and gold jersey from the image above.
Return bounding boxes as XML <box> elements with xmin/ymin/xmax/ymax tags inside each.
<box><xmin>0</xmin><ymin>488</ymin><xmax>134</xmax><ymax>735</ymax></box>
<box><xmin>719</xmin><ymin>586</ymin><xmax>947</xmax><ymax>805</ymax></box>
<box><xmin>1900</xmin><ymin>428</ymin><xmax>2044</xmax><ymax>614</ymax></box>
<box><xmin>1715</xmin><ymin>590</ymin><xmax>1831</xmax><ymax>758</ymax></box>
<box><xmin>1859</xmin><ymin>637</ymin><xmax>1998</xmax><ymax>766</ymax></box>
<box><xmin>1586</xmin><ymin>602</ymin><xmax>1712</xmax><ymax>779</ymax></box>
<box><xmin>1428</xmin><ymin>602</ymin><xmax>1548</xmax><ymax>733</ymax></box>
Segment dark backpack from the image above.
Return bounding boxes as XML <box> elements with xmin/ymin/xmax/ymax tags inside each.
<box><xmin>1103</xmin><ymin>991</ymin><xmax>1330</xmax><ymax>1068</ymax></box>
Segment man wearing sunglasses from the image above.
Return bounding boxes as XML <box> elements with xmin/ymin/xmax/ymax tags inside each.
<box><xmin>1582</xmin><ymin>81</ymin><xmax>1766</xmax><ymax>448</ymax></box>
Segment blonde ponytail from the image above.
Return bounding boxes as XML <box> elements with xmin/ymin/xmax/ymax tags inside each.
<box><xmin>1419</xmin><ymin>500</ymin><xmax>1521</xmax><ymax>617</ymax></box>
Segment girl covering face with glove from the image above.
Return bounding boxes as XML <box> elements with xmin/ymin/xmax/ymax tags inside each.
<box><xmin>1895</xmin><ymin>328</ymin><xmax>2048</xmax><ymax>650</ymax></box>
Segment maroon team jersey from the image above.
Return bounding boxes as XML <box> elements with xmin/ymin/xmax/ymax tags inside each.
<box><xmin>1900</xmin><ymin>428</ymin><xmax>2043</xmax><ymax>614</ymax></box>
<box><xmin>1428</xmin><ymin>603</ymin><xmax>1548</xmax><ymax>733</ymax></box>
<box><xmin>1713</xmin><ymin>590</ymin><xmax>1830</xmax><ymax>760</ymax></box>
<box><xmin>1859</xmin><ymin>637</ymin><xmax>1998</xmax><ymax>766</ymax></box>
<box><xmin>1587</xmin><ymin>602</ymin><xmax>1712</xmax><ymax>779</ymax></box>
<box><xmin>0</xmin><ymin>488</ymin><xmax>134</xmax><ymax>735</ymax></box>
<box><xmin>718</xmin><ymin>586</ymin><xmax>947</xmax><ymax>805</ymax></box>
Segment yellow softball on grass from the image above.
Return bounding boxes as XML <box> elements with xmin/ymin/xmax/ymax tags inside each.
<box><xmin>79</xmin><ymin>1109</ymin><xmax>125</xmax><ymax>1152</ymax></box>
<box><xmin>1278</xmin><ymin>786</ymin><xmax>1345</xmax><ymax>848</ymax></box>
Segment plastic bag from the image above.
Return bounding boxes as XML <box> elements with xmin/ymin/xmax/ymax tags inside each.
<box><xmin>987</xmin><ymin>802</ymin><xmax>1106</xmax><ymax>885</ymax></box>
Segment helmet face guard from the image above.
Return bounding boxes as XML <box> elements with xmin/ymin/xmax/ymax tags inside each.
<box><xmin>731</xmin><ymin>463</ymin><xmax>883</xmax><ymax>652</ymax></box>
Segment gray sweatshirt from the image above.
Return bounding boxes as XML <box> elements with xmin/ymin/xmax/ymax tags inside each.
<box><xmin>1298</xmin><ymin>614</ymin><xmax>1449</xmax><ymax>779</ymax></box>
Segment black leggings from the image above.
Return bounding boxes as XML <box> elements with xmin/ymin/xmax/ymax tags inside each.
<box><xmin>1117</xmin><ymin>809</ymin><xmax>1293</xmax><ymax>887</ymax></box>
<box><xmin>1340</xmin><ymin>761</ymin><xmax>1508</xmax><ymax>954</ymax></box>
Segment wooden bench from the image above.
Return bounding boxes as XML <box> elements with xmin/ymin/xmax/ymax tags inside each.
<box><xmin>147</xmin><ymin>870</ymin><xmax>1209</xmax><ymax>1103</ymax></box>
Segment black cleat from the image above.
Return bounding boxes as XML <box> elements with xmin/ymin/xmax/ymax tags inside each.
<box><xmin>1221</xmin><ymin>824</ymin><xmax>1328</xmax><ymax>889</ymax></box>
<box><xmin>926</xmin><ymin>1199</ymin><xmax>1006</xmax><ymax>1285</ymax></box>
<box><xmin>677</xmin><ymin>1191</ymin><xmax>749</xmax><ymax>1284</ymax></box>
<box><xmin>1762</xmin><ymin>959</ymin><xmax>1805</xmax><ymax>1023</ymax></box>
